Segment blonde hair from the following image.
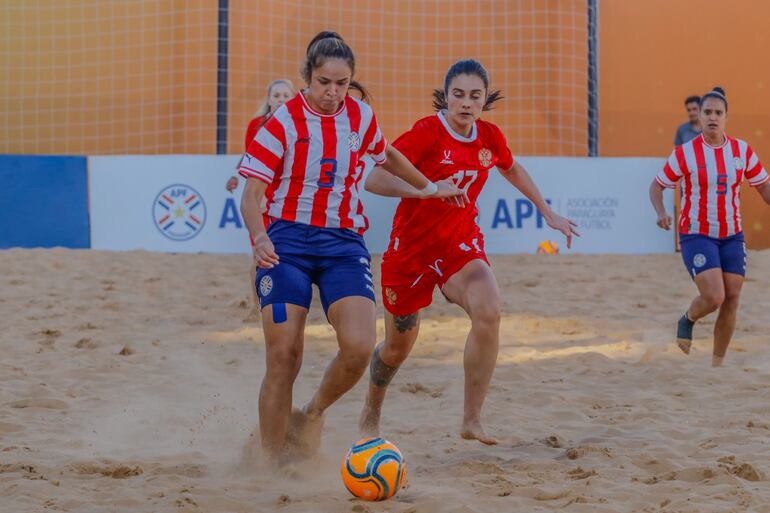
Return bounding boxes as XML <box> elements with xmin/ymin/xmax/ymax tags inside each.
<box><xmin>254</xmin><ymin>78</ymin><xmax>296</xmax><ymax>118</ymax></box>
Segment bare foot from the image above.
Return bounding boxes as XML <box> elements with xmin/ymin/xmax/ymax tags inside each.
<box><xmin>285</xmin><ymin>407</ymin><xmax>324</xmax><ymax>460</ymax></box>
<box><xmin>677</xmin><ymin>338</ymin><xmax>692</xmax><ymax>354</ymax></box>
<box><xmin>358</xmin><ymin>405</ymin><xmax>381</xmax><ymax>437</ymax></box>
<box><xmin>712</xmin><ymin>355</ymin><xmax>725</xmax><ymax>367</ymax></box>
<box><xmin>460</xmin><ymin>420</ymin><xmax>497</xmax><ymax>445</ymax></box>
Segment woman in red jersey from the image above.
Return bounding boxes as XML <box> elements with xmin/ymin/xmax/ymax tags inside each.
<box><xmin>226</xmin><ymin>79</ymin><xmax>295</xmax><ymax>193</ymax></box>
<box><xmin>227</xmin><ymin>79</ymin><xmax>296</xmax><ymax>319</ymax></box>
<box><xmin>238</xmin><ymin>31</ymin><xmax>466</xmax><ymax>464</ymax></box>
<box><xmin>358</xmin><ymin>59</ymin><xmax>578</xmax><ymax>444</ymax></box>
<box><xmin>650</xmin><ymin>87</ymin><xmax>770</xmax><ymax>366</ymax></box>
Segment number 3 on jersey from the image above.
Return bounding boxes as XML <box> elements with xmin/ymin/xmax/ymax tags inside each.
<box><xmin>451</xmin><ymin>170</ymin><xmax>479</xmax><ymax>193</ymax></box>
<box><xmin>317</xmin><ymin>158</ymin><xmax>338</xmax><ymax>189</ymax></box>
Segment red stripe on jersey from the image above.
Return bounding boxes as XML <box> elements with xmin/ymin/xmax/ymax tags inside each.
<box><xmin>250</xmin><ymin>141</ymin><xmax>282</xmax><ymax>171</ymax></box>
<box><xmin>662</xmin><ymin>162</ymin><xmax>679</xmax><ymax>182</ymax></box>
<box><xmin>361</xmin><ymin>113</ymin><xmax>383</xmax><ymax>161</ymax></box>
<box><xmin>677</xmin><ymin>145</ymin><xmax>693</xmax><ymax>234</ymax></box>
<box><xmin>714</xmin><ymin>146</ymin><xmax>728</xmax><ymax>238</ymax></box>
<box><xmin>282</xmin><ymin>100</ymin><xmax>310</xmax><ymax>222</ymax></box>
<box><xmin>310</xmin><ymin>116</ymin><xmax>338</xmax><ymax>226</ymax></box>
<box><xmin>746</xmin><ymin>162</ymin><xmax>763</xmax><ymax>179</ymax></box>
<box><xmin>264</xmin><ymin>116</ymin><xmax>287</xmax><ymax>152</ymax></box>
<box><xmin>338</xmin><ymin>99</ymin><xmax>362</xmax><ymax>229</ymax></box>
<box><xmin>730</xmin><ymin>138</ymin><xmax>742</xmax><ymax>234</ymax></box>
<box><xmin>692</xmin><ymin>137</ymin><xmax>710</xmax><ymax>236</ymax></box>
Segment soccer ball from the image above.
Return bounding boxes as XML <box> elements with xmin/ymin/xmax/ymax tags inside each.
<box><xmin>341</xmin><ymin>437</ymin><xmax>407</xmax><ymax>501</ymax></box>
<box><xmin>537</xmin><ymin>240</ymin><xmax>559</xmax><ymax>254</ymax></box>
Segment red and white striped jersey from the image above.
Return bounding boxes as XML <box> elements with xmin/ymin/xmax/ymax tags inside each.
<box><xmin>656</xmin><ymin>134</ymin><xmax>769</xmax><ymax>238</ymax></box>
<box><xmin>238</xmin><ymin>92</ymin><xmax>387</xmax><ymax>232</ymax></box>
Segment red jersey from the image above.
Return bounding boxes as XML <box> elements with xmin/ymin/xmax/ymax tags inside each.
<box><xmin>385</xmin><ymin>112</ymin><xmax>514</xmax><ymax>259</ymax></box>
<box><xmin>244</xmin><ymin>115</ymin><xmax>266</xmax><ymax>151</ymax></box>
<box><xmin>656</xmin><ymin>134</ymin><xmax>768</xmax><ymax>238</ymax></box>
<box><xmin>239</xmin><ymin>93</ymin><xmax>387</xmax><ymax>232</ymax></box>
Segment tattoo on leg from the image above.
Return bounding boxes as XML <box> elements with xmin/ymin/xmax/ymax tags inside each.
<box><xmin>370</xmin><ymin>344</ymin><xmax>400</xmax><ymax>388</ymax></box>
<box><xmin>394</xmin><ymin>313</ymin><xmax>418</xmax><ymax>334</ymax></box>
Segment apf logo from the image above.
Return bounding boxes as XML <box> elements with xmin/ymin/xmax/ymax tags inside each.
<box><xmin>153</xmin><ymin>184</ymin><xmax>207</xmax><ymax>241</ymax></box>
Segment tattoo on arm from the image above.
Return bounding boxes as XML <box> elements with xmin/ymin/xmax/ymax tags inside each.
<box><xmin>394</xmin><ymin>313</ymin><xmax>419</xmax><ymax>334</ymax></box>
<box><xmin>370</xmin><ymin>344</ymin><xmax>400</xmax><ymax>388</ymax></box>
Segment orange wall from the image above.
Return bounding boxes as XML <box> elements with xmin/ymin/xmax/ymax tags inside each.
<box><xmin>1</xmin><ymin>0</ymin><xmax>218</xmax><ymax>155</ymax></box>
<box><xmin>2</xmin><ymin>1</ymin><xmax>590</xmax><ymax>156</ymax></box>
<box><xmin>227</xmin><ymin>0</ymin><xmax>589</xmax><ymax>156</ymax></box>
<box><xmin>599</xmin><ymin>0</ymin><xmax>770</xmax><ymax>247</ymax></box>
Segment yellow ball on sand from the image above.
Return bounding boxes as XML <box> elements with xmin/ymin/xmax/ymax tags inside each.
<box><xmin>341</xmin><ymin>437</ymin><xmax>407</xmax><ymax>501</ymax></box>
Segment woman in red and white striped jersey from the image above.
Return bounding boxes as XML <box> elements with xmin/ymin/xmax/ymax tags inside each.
<box><xmin>239</xmin><ymin>31</ymin><xmax>466</xmax><ymax>464</ymax></box>
<box><xmin>650</xmin><ymin>87</ymin><xmax>770</xmax><ymax>366</ymax></box>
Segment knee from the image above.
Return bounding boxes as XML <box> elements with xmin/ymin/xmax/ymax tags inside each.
<box><xmin>470</xmin><ymin>298</ymin><xmax>501</xmax><ymax>328</ymax></box>
<box><xmin>381</xmin><ymin>343</ymin><xmax>411</xmax><ymax>366</ymax></box>
<box><xmin>339</xmin><ymin>337</ymin><xmax>376</xmax><ymax>370</ymax></box>
<box><xmin>722</xmin><ymin>290</ymin><xmax>741</xmax><ymax>309</ymax></box>
<box><xmin>702</xmin><ymin>290</ymin><xmax>725</xmax><ymax>312</ymax></box>
<box><xmin>266</xmin><ymin>347</ymin><xmax>303</xmax><ymax>379</ymax></box>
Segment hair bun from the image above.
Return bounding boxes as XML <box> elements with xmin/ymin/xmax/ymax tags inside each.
<box><xmin>306</xmin><ymin>31</ymin><xmax>344</xmax><ymax>54</ymax></box>
<box><xmin>712</xmin><ymin>86</ymin><xmax>726</xmax><ymax>97</ymax></box>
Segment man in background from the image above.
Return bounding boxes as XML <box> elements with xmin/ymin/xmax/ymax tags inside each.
<box><xmin>674</xmin><ymin>95</ymin><xmax>701</xmax><ymax>145</ymax></box>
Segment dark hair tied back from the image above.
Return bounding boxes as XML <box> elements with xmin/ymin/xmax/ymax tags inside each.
<box><xmin>700</xmin><ymin>86</ymin><xmax>728</xmax><ymax>111</ymax></box>
<box><xmin>432</xmin><ymin>59</ymin><xmax>503</xmax><ymax>112</ymax></box>
<box><xmin>302</xmin><ymin>30</ymin><xmax>370</xmax><ymax>102</ymax></box>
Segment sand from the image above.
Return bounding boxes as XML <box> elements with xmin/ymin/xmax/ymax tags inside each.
<box><xmin>1</xmin><ymin>248</ymin><xmax>769</xmax><ymax>513</ymax></box>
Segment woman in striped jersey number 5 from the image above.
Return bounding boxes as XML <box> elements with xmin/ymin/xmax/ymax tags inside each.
<box><xmin>238</xmin><ymin>31</ymin><xmax>467</xmax><ymax>465</ymax></box>
<box><xmin>650</xmin><ymin>87</ymin><xmax>770</xmax><ymax>367</ymax></box>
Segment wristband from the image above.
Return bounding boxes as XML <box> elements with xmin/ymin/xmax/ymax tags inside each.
<box><xmin>419</xmin><ymin>181</ymin><xmax>438</xmax><ymax>197</ymax></box>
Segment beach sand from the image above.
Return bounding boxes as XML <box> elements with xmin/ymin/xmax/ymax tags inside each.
<box><xmin>1</xmin><ymin>249</ymin><xmax>769</xmax><ymax>512</ymax></box>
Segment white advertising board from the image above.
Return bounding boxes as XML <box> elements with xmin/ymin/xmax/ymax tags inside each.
<box><xmin>89</xmin><ymin>155</ymin><xmax>674</xmax><ymax>254</ymax></box>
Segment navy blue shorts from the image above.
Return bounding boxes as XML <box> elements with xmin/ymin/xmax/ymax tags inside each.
<box><xmin>680</xmin><ymin>232</ymin><xmax>746</xmax><ymax>278</ymax></box>
<box><xmin>255</xmin><ymin>220</ymin><xmax>375</xmax><ymax>314</ymax></box>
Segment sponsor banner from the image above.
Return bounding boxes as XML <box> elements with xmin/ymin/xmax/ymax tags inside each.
<box><xmin>89</xmin><ymin>155</ymin><xmax>251</xmax><ymax>253</ymax></box>
<box><xmin>478</xmin><ymin>157</ymin><xmax>675</xmax><ymax>254</ymax></box>
<box><xmin>0</xmin><ymin>155</ymin><xmax>89</xmax><ymax>249</ymax></box>
<box><xmin>88</xmin><ymin>155</ymin><xmax>674</xmax><ymax>254</ymax></box>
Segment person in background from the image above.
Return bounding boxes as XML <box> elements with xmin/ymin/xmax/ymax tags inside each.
<box><xmin>674</xmin><ymin>95</ymin><xmax>702</xmax><ymax>146</ymax></box>
<box><xmin>226</xmin><ymin>79</ymin><xmax>296</xmax><ymax>192</ymax></box>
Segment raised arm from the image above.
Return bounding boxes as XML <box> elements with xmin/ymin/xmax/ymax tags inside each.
<box><xmin>363</xmin><ymin>166</ymin><xmax>422</xmax><ymax>198</ymax></box>
<box><xmin>499</xmin><ymin>161</ymin><xmax>579</xmax><ymax>247</ymax></box>
<box><xmin>378</xmin><ymin>145</ymin><xmax>468</xmax><ymax>203</ymax></box>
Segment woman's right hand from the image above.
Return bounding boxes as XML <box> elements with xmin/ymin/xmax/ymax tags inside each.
<box><xmin>656</xmin><ymin>211</ymin><xmax>673</xmax><ymax>230</ymax></box>
<box><xmin>433</xmin><ymin>180</ymin><xmax>469</xmax><ymax>207</ymax></box>
<box><xmin>252</xmin><ymin>232</ymin><xmax>279</xmax><ymax>268</ymax></box>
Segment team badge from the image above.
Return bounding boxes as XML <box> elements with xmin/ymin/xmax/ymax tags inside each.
<box><xmin>478</xmin><ymin>148</ymin><xmax>492</xmax><ymax>167</ymax></box>
<box><xmin>153</xmin><ymin>184</ymin><xmax>207</xmax><ymax>241</ymax></box>
<box><xmin>733</xmin><ymin>157</ymin><xmax>744</xmax><ymax>170</ymax></box>
<box><xmin>385</xmin><ymin>287</ymin><xmax>397</xmax><ymax>306</ymax></box>
<box><xmin>693</xmin><ymin>253</ymin><xmax>706</xmax><ymax>268</ymax></box>
<box><xmin>348</xmin><ymin>132</ymin><xmax>361</xmax><ymax>151</ymax></box>
<box><xmin>259</xmin><ymin>275</ymin><xmax>273</xmax><ymax>296</ymax></box>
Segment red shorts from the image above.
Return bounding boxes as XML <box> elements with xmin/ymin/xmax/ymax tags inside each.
<box><xmin>380</xmin><ymin>232</ymin><xmax>489</xmax><ymax>315</ymax></box>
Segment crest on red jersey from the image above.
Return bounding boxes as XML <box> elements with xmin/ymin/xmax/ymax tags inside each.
<box><xmin>478</xmin><ymin>148</ymin><xmax>492</xmax><ymax>167</ymax></box>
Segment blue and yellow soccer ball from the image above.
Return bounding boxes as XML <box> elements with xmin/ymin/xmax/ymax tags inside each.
<box><xmin>341</xmin><ymin>437</ymin><xmax>407</xmax><ymax>501</ymax></box>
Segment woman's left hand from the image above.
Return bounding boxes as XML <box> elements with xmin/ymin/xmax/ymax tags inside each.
<box><xmin>545</xmin><ymin>213</ymin><xmax>580</xmax><ymax>249</ymax></box>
